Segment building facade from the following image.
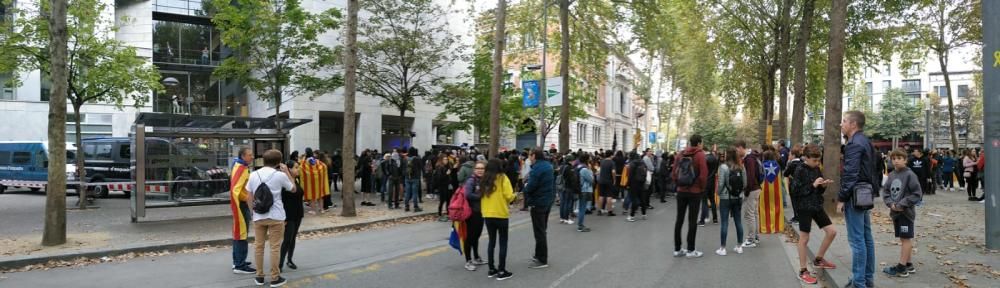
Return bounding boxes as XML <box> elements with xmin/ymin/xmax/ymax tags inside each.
<box><xmin>0</xmin><ymin>0</ymin><xmax>473</xmax><ymax>154</ymax></box>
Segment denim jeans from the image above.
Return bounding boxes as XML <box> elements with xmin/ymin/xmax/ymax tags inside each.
<box><xmin>404</xmin><ymin>178</ymin><xmax>421</xmax><ymax>207</ymax></box>
<box><xmin>718</xmin><ymin>199</ymin><xmax>743</xmax><ymax>247</ymax></box>
<box><xmin>578</xmin><ymin>193</ymin><xmax>592</xmax><ymax>227</ymax></box>
<box><xmin>559</xmin><ymin>190</ymin><xmax>576</xmax><ymax>220</ymax></box>
<box><xmin>845</xmin><ymin>204</ymin><xmax>875</xmax><ymax>288</ymax></box>
<box><xmin>623</xmin><ymin>188</ymin><xmax>631</xmax><ymax>211</ymax></box>
<box><xmin>232</xmin><ymin>239</ymin><xmax>249</xmax><ymax>268</ymax></box>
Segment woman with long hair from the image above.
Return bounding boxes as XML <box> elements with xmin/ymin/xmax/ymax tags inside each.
<box><xmin>461</xmin><ymin>160</ymin><xmax>488</xmax><ymax>271</ymax></box>
<box><xmin>435</xmin><ymin>156</ymin><xmax>454</xmax><ymax>221</ymax></box>
<box><xmin>716</xmin><ymin>148</ymin><xmax>746</xmax><ymax>256</ymax></box>
<box><xmin>473</xmin><ymin>159</ymin><xmax>515</xmax><ymax>280</ymax></box>
<box><xmin>280</xmin><ymin>156</ymin><xmax>303</xmax><ymax>271</ymax></box>
<box><xmin>963</xmin><ymin>150</ymin><xmax>979</xmax><ymax>201</ymax></box>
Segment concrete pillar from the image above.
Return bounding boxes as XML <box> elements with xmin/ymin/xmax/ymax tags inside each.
<box><xmin>357</xmin><ymin>112</ymin><xmax>382</xmax><ymax>151</ymax></box>
<box><xmin>411</xmin><ymin>117</ymin><xmax>433</xmax><ymax>152</ymax></box>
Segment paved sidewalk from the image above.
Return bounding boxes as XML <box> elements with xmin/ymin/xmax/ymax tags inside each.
<box><xmin>0</xmin><ymin>187</ymin><xmax>437</xmax><ymax>271</ymax></box>
<box><xmin>799</xmin><ymin>188</ymin><xmax>999</xmax><ymax>288</ymax></box>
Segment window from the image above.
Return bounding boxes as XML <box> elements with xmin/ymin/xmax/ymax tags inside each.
<box><xmin>153</xmin><ymin>0</ymin><xmax>211</xmax><ymax>18</ymax></box>
<box><xmin>882</xmin><ymin>80</ymin><xmax>891</xmax><ymax>93</ymax></box>
<box><xmin>865</xmin><ymin>82</ymin><xmax>873</xmax><ymax>96</ymax></box>
<box><xmin>35</xmin><ymin>149</ymin><xmax>46</xmax><ymax>168</ymax></box>
<box><xmin>40</xmin><ymin>73</ymin><xmax>51</xmax><ymax>101</ymax></box>
<box><xmin>935</xmin><ymin>86</ymin><xmax>948</xmax><ymax>97</ymax></box>
<box><xmin>883</xmin><ymin>64</ymin><xmax>891</xmax><ymax>77</ymax></box>
<box><xmin>846</xmin><ymin>97</ymin><xmax>852</xmax><ymax>109</ymax></box>
<box><xmin>12</xmin><ymin>151</ymin><xmax>31</xmax><ymax>165</ymax></box>
<box><xmin>593</xmin><ymin>127</ymin><xmax>601</xmax><ymax>146</ymax></box>
<box><xmin>957</xmin><ymin>85</ymin><xmax>969</xmax><ymax>98</ymax></box>
<box><xmin>153</xmin><ymin>20</ymin><xmax>221</xmax><ymax>66</ymax></box>
<box><xmin>619</xmin><ymin>91</ymin><xmax>626</xmax><ymax>114</ymax></box>
<box><xmin>1</xmin><ymin>73</ymin><xmax>15</xmax><ymax>100</ymax></box>
<box><xmin>119</xmin><ymin>144</ymin><xmax>131</xmax><ymax>159</ymax></box>
<box><xmin>576</xmin><ymin>123</ymin><xmax>587</xmax><ymax>143</ymax></box>
<box><xmin>902</xmin><ymin>79</ymin><xmax>921</xmax><ymax>105</ymax></box>
<box><xmin>0</xmin><ymin>151</ymin><xmax>10</xmax><ymax>165</ymax></box>
<box><xmin>84</xmin><ymin>144</ymin><xmax>113</xmax><ymax>160</ymax></box>
<box><xmin>904</xmin><ymin>63</ymin><xmax>920</xmax><ymax>76</ymax></box>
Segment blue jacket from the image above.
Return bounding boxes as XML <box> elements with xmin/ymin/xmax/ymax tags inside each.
<box><xmin>579</xmin><ymin>164</ymin><xmax>595</xmax><ymax>193</ymax></box>
<box><xmin>839</xmin><ymin>131</ymin><xmax>877</xmax><ymax>203</ymax></box>
<box><xmin>523</xmin><ymin>159</ymin><xmax>556</xmax><ymax>207</ymax></box>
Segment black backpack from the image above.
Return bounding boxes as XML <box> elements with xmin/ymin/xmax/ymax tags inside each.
<box><xmin>676</xmin><ymin>154</ymin><xmax>697</xmax><ymax>187</ymax></box>
<box><xmin>563</xmin><ymin>165</ymin><xmax>583</xmax><ymax>194</ymax></box>
<box><xmin>253</xmin><ymin>172</ymin><xmax>276</xmax><ymax>214</ymax></box>
<box><xmin>727</xmin><ymin>167</ymin><xmax>745</xmax><ymax>198</ymax></box>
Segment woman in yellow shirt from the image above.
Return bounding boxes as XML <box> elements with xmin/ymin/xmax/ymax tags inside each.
<box><xmin>472</xmin><ymin>159</ymin><xmax>515</xmax><ymax>280</ymax></box>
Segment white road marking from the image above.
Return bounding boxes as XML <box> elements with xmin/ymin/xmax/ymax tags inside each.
<box><xmin>548</xmin><ymin>253</ymin><xmax>600</xmax><ymax>288</ymax></box>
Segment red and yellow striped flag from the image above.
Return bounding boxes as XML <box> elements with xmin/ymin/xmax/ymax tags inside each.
<box><xmin>759</xmin><ymin>160</ymin><xmax>784</xmax><ymax>234</ymax></box>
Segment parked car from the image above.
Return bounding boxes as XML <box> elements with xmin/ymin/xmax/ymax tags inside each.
<box><xmin>0</xmin><ymin>141</ymin><xmax>78</xmax><ymax>194</ymax></box>
<box><xmin>80</xmin><ymin>137</ymin><xmax>229</xmax><ymax>199</ymax></box>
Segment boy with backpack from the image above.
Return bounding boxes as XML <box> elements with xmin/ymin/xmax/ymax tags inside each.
<box><xmin>671</xmin><ymin>135</ymin><xmax>709</xmax><ymax>258</ymax></box>
<box><xmin>790</xmin><ymin>144</ymin><xmax>838</xmax><ymax>284</ymax></box>
<box><xmin>558</xmin><ymin>155</ymin><xmax>579</xmax><ymax>225</ymax></box>
<box><xmin>247</xmin><ymin>149</ymin><xmax>295</xmax><ymax>287</ymax></box>
<box><xmin>734</xmin><ymin>140</ymin><xmax>764</xmax><ymax>248</ymax></box>
<box><xmin>882</xmin><ymin>149</ymin><xmax>923</xmax><ymax>277</ymax></box>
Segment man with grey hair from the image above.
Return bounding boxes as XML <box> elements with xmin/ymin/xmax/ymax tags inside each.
<box><xmin>838</xmin><ymin>110</ymin><xmax>878</xmax><ymax>288</ymax></box>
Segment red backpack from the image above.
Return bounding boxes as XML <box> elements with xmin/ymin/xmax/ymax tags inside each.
<box><xmin>448</xmin><ymin>185</ymin><xmax>472</xmax><ymax>221</ymax></box>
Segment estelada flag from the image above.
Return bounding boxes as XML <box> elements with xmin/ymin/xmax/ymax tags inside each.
<box><xmin>759</xmin><ymin>160</ymin><xmax>785</xmax><ymax>234</ymax></box>
<box><xmin>299</xmin><ymin>158</ymin><xmax>329</xmax><ymax>201</ymax></box>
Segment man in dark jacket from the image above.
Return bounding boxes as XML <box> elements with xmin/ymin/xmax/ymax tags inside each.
<box><xmin>838</xmin><ymin>111</ymin><xmax>877</xmax><ymax>288</ymax></box>
<box><xmin>670</xmin><ymin>135</ymin><xmax>709</xmax><ymax>258</ymax></box>
<box><xmin>523</xmin><ymin>148</ymin><xmax>555</xmax><ymax>268</ymax></box>
<box><xmin>907</xmin><ymin>149</ymin><xmax>932</xmax><ymax>196</ymax></box>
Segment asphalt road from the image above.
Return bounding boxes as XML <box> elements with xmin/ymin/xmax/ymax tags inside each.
<box><xmin>0</xmin><ymin>197</ymin><xmax>801</xmax><ymax>288</ymax></box>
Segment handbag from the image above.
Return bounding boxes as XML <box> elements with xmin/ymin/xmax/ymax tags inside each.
<box><xmin>851</xmin><ymin>182</ymin><xmax>875</xmax><ymax>210</ymax></box>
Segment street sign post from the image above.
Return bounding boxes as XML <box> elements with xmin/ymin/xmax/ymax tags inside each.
<box><xmin>984</xmin><ymin>0</ymin><xmax>999</xmax><ymax>249</ymax></box>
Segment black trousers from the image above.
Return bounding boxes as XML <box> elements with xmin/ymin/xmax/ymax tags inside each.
<box><xmin>279</xmin><ymin>217</ymin><xmax>302</xmax><ymax>268</ymax></box>
<box><xmin>464</xmin><ymin>212</ymin><xmax>484</xmax><ymax>262</ymax></box>
<box><xmin>485</xmin><ymin>218</ymin><xmax>509</xmax><ymax>271</ymax></box>
<box><xmin>530</xmin><ymin>206</ymin><xmax>550</xmax><ymax>263</ymax></box>
<box><xmin>674</xmin><ymin>193</ymin><xmax>702</xmax><ymax>251</ymax></box>
<box><xmin>630</xmin><ymin>185</ymin><xmax>649</xmax><ymax>217</ymax></box>
<box><xmin>438</xmin><ymin>188</ymin><xmax>453</xmax><ymax>216</ymax></box>
<box><xmin>967</xmin><ymin>176</ymin><xmax>979</xmax><ymax>198</ymax></box>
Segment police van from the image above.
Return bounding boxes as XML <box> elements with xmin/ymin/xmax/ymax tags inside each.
<box><xmin>0</xmin><ymin>141</ymin><xmax>78</xmax><ymax>194</ymax></box>
<box><xmin>81</xmin><ymin>137</ymin><xmax>229</xmax><ymax>199</ymax></box>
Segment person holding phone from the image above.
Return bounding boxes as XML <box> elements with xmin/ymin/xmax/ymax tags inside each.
<box><xmin>791</xmin><ymin>145</ymin><xmax>838</xmax><ymax>284</ymax></box>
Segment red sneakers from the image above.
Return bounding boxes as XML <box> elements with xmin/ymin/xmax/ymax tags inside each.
<box><xmin>814</xmin><ymin>258</ymin><xmax>837</xmax><ymax>269</ymax></box>
<box><xmin>799</xmin><ymin>270</ymin><xmax>818</xmax><ymax>284</ymax></box>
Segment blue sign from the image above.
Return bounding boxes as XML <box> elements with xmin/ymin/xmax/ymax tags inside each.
<box><xmin>648</xmin><ymin>132</ymin><xmax>657</xmax><ymax>144</ymax></box>
<box><xmin>522</xmin><ymin>80</ymin><xmax>540</xmax><ymax>108</ymax></box>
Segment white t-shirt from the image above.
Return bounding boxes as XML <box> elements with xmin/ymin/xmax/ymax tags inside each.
<box><xmin>245</xmin><ymin>167</ymin><xmax>294</xmax><ymax>222</ymax></box>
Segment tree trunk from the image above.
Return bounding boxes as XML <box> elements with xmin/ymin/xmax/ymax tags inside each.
<box><xmin>776</xmin><ymin>0</ymin><xmax>794</xmax><ymax>142</ymax></box>
<box><xmin>488</xmin><ymin>0</ymin><xmax>507</xmax><ymax>159</ymax></box>
<box><xmin>274</xmin><ymin>90</ymin><xmax>282</xmax><ymax>136</ymax></box>
<box><xmin>558</xmin><ymin>0</ymin><xmax>570</xmax><ymax>154</ymax></box>
<box><xmin>400</xmin><ymin>109</ymin><xmax>409</xmax><ymax>147</ymax></box>
<box><xmin>340</xmin><ymin>0</ymin><xmax>359</xmax><ymax>217</ymax></box>
<box><xmin>822</xmin><ymin>0</ymin><xmax>847</xmax><ymax>215</ymax></box>
<box><xmin>43</xmin><ymin>0</ymin><xmax>69</xmax><ymax>246</ymax></box>
<box><xmin>74</xmin><ymin>103</ymin><xmax>87</xmax><ymax>209</ymax></box>
<box><xmin>938</xmin><ymin>51</ymin><xmax>960</xmax><ymax>150</ymax></box>
<box><xmin>790</xmin><ymin>0</ymin><xmax>816</xmax><ymax>146</ymax></box>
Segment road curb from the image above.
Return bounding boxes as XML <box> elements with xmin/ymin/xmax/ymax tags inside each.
<box><xmin>0</xmin><ymin>212</ymin><xmax>435</xmax><ymax>271</ymax></box>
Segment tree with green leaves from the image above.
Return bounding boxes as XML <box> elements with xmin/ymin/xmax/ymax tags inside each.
<box><xmin>356</xmin><ymin>0</ymin><xmax>459</xmax><ymax>147</ymax></box>
<box><xmin>874</xmin><ymin>89</ymin><xmax>921</xmax><ymax>149</ymax></box>
<box><xmin>488</xmin><ymin>0</ymin><xmax>507</xmax><ymax>159</ymax></box>
<box><xmin>821</xmin><ymin>0</ymin><xmax>847</xmax><ymax>214</ymax></box>
<box><xmin>210</xmin><ymin>0</ymin><xmax>342</xmax><ymax>132</ymax></box>
<box><xmin>902</xmin><ymin>0</ymin><xmax>981</xmax><ymax>150</ymax></box>
<box><xmin>1</xmin><ymin>0</ymin><xmax>164</xmax><ymax>209</ymax></box>
<box><xmin>690</xmin><ymin>99</ymin><xmax>737</xmax><ymax>149</ymax></box>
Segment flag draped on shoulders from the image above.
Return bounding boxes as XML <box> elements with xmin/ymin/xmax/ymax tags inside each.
<box><xmin>759</xmin><ymin>160</ymin><xmax>784</xmax><ymax>234</ymax></box>
<box><xmin>229</xmin><ymin>160</ymin><xmax>250</xmax><ymax>240</ymax></box>
<box><xmin>299</xmin><ymin>158</ymin><xmax>329</xmax><ymax>201</ymax></box>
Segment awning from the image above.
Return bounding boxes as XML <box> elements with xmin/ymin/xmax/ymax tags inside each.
<box><xmin>134</xmin><ymin>112</ymin><xmax>312</xmax><ymax>137</ymax></box>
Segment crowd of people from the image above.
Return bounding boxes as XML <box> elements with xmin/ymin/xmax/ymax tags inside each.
<box><xmin>223</xmin><ymin>110</ymin><xmax>987</xmax><ymax>287</ymax></box>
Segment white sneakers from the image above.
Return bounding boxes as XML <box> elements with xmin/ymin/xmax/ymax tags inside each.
<box><xmin>685</xmin><ymin>250</ymin><xmax>704</xmax><ymax>258</ymax></box>
<box><xmin>465</xmin><ymin>261</ymin><xmax>476</xmax><ymax>271</ymax></box>
<box><xmin>673</xmin><ymin>249</ymin><xmax>688</xmax><ymax>257</ymax></box>
<box><xmin>626</xmin><ymin>216</ymin><xmax>636</xmax><ymax>222</ymax></box>
<box><xmin>741</xmin><ymin>240</ymin><xmax>758</xmax><ymax>248</ymax></box>
<box><xmin>559</xmin><ymin>219</ymin><xmax>576</xmax><ymax>225</ymax></box>
<box><xmin>733</xmin><ymin>245</ymin><xmax>744</xmax><ymax>254</ymax></box>
<box><xmin>715</xmin><ymin>248</ymin><xmax>727</xmax><ymax>256</ymax></box>
<box><xmin>565</xmin><ymin>219</ymin><xmax>574</xmax><ymax>225</ymax></box>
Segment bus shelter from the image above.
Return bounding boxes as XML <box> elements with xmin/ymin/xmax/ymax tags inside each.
<box><xmin>130</xmin><ymin>112</ymin><xmax>310</xmax><ymax>222</ymax></box>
